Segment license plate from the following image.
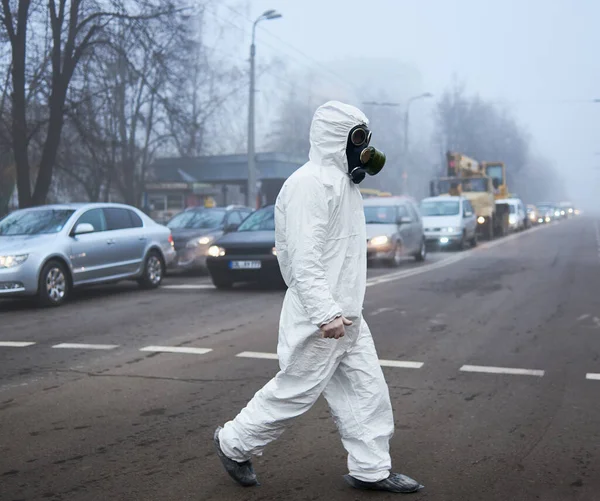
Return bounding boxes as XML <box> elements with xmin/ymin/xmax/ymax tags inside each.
<box><xmin>229</xmin><ymin>260</ymin><xmax>261</xmax><ymax>270</ymax></box>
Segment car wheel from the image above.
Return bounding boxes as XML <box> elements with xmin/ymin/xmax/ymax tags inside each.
<box><xmin>487</xmin><ymin>216</ymin><xmax>495</xmax><ymax>240</ymax></box>
<box><xmin>414</xmin><ymin>239</ymin><xmax>426</xmax><ymax>262</ymax></box>
<box><xmin>212</xmin><ymin>275</ymin><xmax>234</xmax><ymax>290</ymax></box>
<box><xmin>470</xmin><ymin>231</ymin><xmax>478</xmax><ymax>248</ymax></box>
<box><xmin>38</xmin><ymin>260</ymin><xmax>70</xmax><ymax>307</ymax></box>
<box><xmin>138</xmin><ymin>251</ymin><xmax>164</xmax><ymax>289</ymax></box>
<box><xmin>458</xmin><ymin>231</ymin><xmax>468</xmax><ymax>251</ymax></box>
<box><xmin>389</xmin><ymin>243</ymin><xmax>403</xmax><ymax>267</ymax></box>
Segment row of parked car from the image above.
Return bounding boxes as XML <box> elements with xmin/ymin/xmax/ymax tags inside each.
<box><xmin>0</xmin><ymin>196</ymin><xmax>578</xmax><ymax>306</ymax></box>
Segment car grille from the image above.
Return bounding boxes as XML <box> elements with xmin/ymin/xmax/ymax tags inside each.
<box><xmin>225</xmin><ymin>247</ymin><xmax>272</xmax><ymax>256</ymax></box>
<box><xmin>425</xmin><ymin>228</ymin><xmax>441</xmax><ymax>232</ymax></box>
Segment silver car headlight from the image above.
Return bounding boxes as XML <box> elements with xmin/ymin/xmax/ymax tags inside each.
<box><xmin>0</xmin><ymin>254</ymin><xmax>28</xmax><ymax>269</ymax></box>
<box><xmin>186</xmin><ymin>235</ymin><xmax>214</xmax><ymax>248</ymax></box>
<box><xmin>370</xmin><ymin>235</ymin><xmax>390</xmax><ymax>246</ymax></box>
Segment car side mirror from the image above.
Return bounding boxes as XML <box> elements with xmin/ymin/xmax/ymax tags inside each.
<box><xmin>398</xmin><ymin>216</ymin><xmax>412</xmax><ymax>225</ymax></box>
<box><xmin>224</xmin><ymin>223</ymin><xmax>239</xmax><ymax>233</ymax></box>
<box><xmin>73</xmin><ymin>223</ymin><xmax>94</xmax><ymax>235</ymax></box>
<box><xmin>464</xmin><ymin>211</ymin><xmax>473</xmax><ymax>217</ymax></box>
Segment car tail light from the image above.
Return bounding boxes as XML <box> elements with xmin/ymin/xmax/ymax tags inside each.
<box><xmin>168</xmin><ymin>234</ymin><xmax>174</xmax><ymax>248</ymax></box>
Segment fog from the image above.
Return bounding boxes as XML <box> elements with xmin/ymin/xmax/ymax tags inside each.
<box><xmin>1</xmin><ymin>0</ymin><xmax>597</xmax><ymax>213</ymax></box>
<box><xmin>228</xmin><ymin>0</ymin><xmax>599</xmax><ymax>211</ymax></box>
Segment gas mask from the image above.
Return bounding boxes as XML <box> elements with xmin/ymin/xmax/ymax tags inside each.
<box><xmin>346</xmin><ymin>124</ymin><xmax>386</xmax><ymax>184</ymax></box>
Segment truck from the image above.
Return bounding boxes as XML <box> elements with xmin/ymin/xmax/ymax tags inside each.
<box><xmin>429</xmin><ymin>152</ymin><xmax>509</xmax><ymax>240</ymax></box>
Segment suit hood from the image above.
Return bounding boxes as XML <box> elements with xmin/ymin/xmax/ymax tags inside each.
<box><xmin>308</xmin><ymin>101</ymin><xmax>369</xmax><ymax>174</ymax></box>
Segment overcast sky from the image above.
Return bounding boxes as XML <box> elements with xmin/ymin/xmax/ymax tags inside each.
<box><xmin>218</xmin><ymin>0</ymin><xmax>600</xmax><ymax>207</ymax></box>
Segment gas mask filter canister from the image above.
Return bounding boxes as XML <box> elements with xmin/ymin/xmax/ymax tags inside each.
<box><xmin>346</xmin><ymin>125</ymin><xmax>386</xmax><ymax>184</ymax></box>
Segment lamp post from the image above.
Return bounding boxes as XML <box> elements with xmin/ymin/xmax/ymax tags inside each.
<box><xmin>402</xmin><ymin>92</ymin><xmax>433</xmax><ymax>194</ymax></box>
<box><xmin>363</xmin><ymin>93</ymin><xmax>433</xmax><ymax>195</ymax></box>
<box><xmin>247</xmin><ymin>9</ymin><xmax>282</xmax><ymax>208</ymax></box>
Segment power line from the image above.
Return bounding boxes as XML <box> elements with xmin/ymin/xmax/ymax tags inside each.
<box><xmin>215</xmin><ymin>3</ymin><xmax>361</xmax><ymax>96</ymax></box>
<box><xmin>203</xmin><ymin>9</ymin><xmax>332</xmax><ymax>96</ymax></box>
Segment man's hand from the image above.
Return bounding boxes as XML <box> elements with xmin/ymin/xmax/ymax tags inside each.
<box><xmin>320</xmin><ymin>316</ymin><xmax>353</xmax><ymax>339</ymax></box>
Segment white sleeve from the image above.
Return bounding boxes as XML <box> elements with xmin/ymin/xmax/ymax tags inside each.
<box><xmin>281</xmin><ymin>176</ymin><xmax>342</xmax><ymax>327</ymax></box>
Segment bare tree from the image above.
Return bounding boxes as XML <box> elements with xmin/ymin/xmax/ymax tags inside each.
<box><xmin>267</xmin><ymin>84</ymin><xmax>314</xmax><ymax>158</ymax></box>
<box><xmin>435</xmin><ymin>83</ymin><xmax>530</xmax><ymax>173</ymax></box>
<box><xmin>0</xmin><ymin>0</ymin><xmax>183</xmax><ymax>208</ymax></box>
<box><xmin>434</xmin><ymin>82</ymin><xmax>564</xmax><ymax>202</ymax></box>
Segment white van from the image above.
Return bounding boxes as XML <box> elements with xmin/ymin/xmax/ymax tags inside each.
<box><xmin>496</xmin><ymin>198</ymin><xmax>526</xmax><ymax>232</ymax></box>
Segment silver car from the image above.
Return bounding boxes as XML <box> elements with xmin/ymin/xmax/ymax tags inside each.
<box><xmin>364</xmin><ymin>196</ymin><xmax>427</xmax><ymax>267</ymax></box>
<box><xmin>0</xmin><ymin>203</ymin><xmax>176</xmax><ymax>306</ymax></box>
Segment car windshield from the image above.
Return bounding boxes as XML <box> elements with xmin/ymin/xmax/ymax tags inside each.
<box><xmin>237</xmin><ymin>207</ymin><xmax>275</xmax><ymax>231</ymax></box>
<box><xmin>438</xmin><ymin>178</ymin><xmax>488</xmax><ymax>193</ymax></box>
<box><xmin>420</xmin><ymin>201</ymin><xmax>460</xmax><ymax>216</ymax></box>
<box><xmin>364</xmin><ymin>206</ymin><xmax>397</xmax><ymax>224</ymax></box>
<box><xmin>167</xmin><ymin>209</ymin><xmax>227</xmax><ymax>230</ymax></box>
<box><xmin>0</xmin><ymin>209</ymin><xmax>75</xmax><ymax>236</ymax></box>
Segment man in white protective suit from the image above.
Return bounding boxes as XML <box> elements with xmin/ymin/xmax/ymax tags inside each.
<box><xmin>214</xmin><ymin>101</ymin><xmax>424</xmax><ymax>494</ymax></box>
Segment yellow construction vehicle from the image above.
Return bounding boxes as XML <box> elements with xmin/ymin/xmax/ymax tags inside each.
<box><xmin>480</xmin><ymin>161</ymin><xmax>508</xmax><ymax>199</ymax></box>
<box><xmin>430</xmin><ymin>152</ymin><xmax>509</xmax><ymax>239</ymax></box>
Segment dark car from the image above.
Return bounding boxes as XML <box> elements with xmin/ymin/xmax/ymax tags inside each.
<box><xmin>166</xmin><ymin>205</ymin><xmax>252</xmax><ymax>272</ymax></box>
<box><xmin>206</xmin><ymin>205</ymin><xmax>283</xmax><ymax>289</ymax></box>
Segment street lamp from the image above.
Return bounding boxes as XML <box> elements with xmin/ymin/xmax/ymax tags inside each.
<box><xmin>247</xmin><ymin>9</ymin><xmax>282</xmax><ymax>208</ymax></box>
<box><xmin>402</xmin><ymin>93</ymin><xmax>433</xmax><ymax>194</ymax></box>
<box><xmin>404</xmin><ymin>93</ymin><xmax>433</xmax><ymax>157</ymax></box>
<box><xmin>363</xmin><ymin>94</ymin><xmax>432</xmax><ymax>195</ymax></box>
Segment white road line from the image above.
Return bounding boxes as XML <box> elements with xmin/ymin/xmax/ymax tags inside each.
<box><xmin>236</xmin><ymin>351</ymin><xmax>279</xmax><ymax>360</ymax></box>
<box><xmin>0</xmin><ymin>341</ymin><xmax>36</xmax><ymax>347</ymax></box>
<box><xmin>162</xmin><ymin>284</ymin><xmax>215</xmax><ymax>290</ymax></box>
<box><xmin>139</xmin><ymin>346</ymin><xmax>213</xmax><ymax>355</ymax></box>
<box><xmin>379</xmin><ymin>360</ymin><xmax>424</xmax><ymax>369</ymax></box>
<box><xmin>366</xmin><ymin>223</ymin><xmax>549</xmax><ymax>288</ymax></box>
<box><xmin>460</xmin><ymin>364</ymin><xmax>545</xmax><ymax>377</ymax></box>
<box><xmin>52</xmin><ymin>343</ymin><xmax>119</xmax><ymax>350</ymax></box>
<box><xmin>578</xmin><ymin>314</ymin><xmax>591</xmax><ymax>322</ymax></box>
<box><xmin>586</xmin><ymin>373</ymin><xmax>600</xmax><ymax>381</ymax></box>
<box><xmin>367</xmin><ymin>253</ymin><xmax>465</xmax><ymax>287</ymax></box>
<box><xmin>236</xmin><ymin>351</ymin><xmax>424</xmax><ymax>369</ymax></box>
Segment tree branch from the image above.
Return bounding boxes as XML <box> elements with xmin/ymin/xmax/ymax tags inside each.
<box><xmin>0</xmin><ymin>0</ymin><xmax>15</xmax><ymax>43</ymax></box>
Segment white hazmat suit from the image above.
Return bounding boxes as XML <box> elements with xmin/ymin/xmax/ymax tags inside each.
<box><xmin>218</xmin><ymin>101</ymin><xmax>394</xmax><ymax>483</ymax></box>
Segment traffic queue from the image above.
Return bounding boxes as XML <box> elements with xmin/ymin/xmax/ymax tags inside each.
<box><xmin>0</xmin><ymin>193</ymin><xmax>578</xmax><ymax>305</ymax></box>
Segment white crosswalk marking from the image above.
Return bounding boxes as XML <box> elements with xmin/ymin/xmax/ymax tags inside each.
<box><xmin>8</xmin><ymin>341</ymin><xmax>598</xmax><ymax>379</ymax></box>
<box><xmin>460</xmin><ymin>365</ymin><xmax>545</xmax><ymax>377</ymax></box>
<box><xmin>236</xmin><ymin>352</ymin><xmax>424</xmax><ymax>369</ymax></box>
<box><xmin>162</xmin><ymin>284</ymin><xmax>215</xmax><ymax>290</ymax></box>
<box><xmin>140</xmin><ymin>346</ymin><xmax>213</xmax><ymax>355</ymax></box>
<box><xmin>52</xmin><ymin>343</ymin><xmax>119</xmax><ymax>350</ymax></box>
<box><xmin>236</xmin><ymin>351</ymin><xmax>279</xmax><ymax>360</ymax></box>
<box><xmin>379</xmin><ymin>360</ymin><xmax>424</xmax><ymax>369</ymax></box>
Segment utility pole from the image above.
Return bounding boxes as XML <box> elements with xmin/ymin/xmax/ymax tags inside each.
<box><xmin>247</xmin><ymin>10</ymin><xmax>282</xmax><ymax>209</ymax></box>
<box><xmin>363</xmin><ymin>93</ymin><xmax>433</xmax><ymax>195</ymax></box>
<box><xmin>403</xmin><ymin>93</ymin><xmax>433</xmax><ymax>195</ymax></box>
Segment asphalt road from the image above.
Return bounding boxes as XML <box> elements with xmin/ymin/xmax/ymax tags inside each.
<box><xmin>1</xmin><ymin>217</ymin><xmax>599</xmax><ymax>501</ymax></box>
